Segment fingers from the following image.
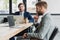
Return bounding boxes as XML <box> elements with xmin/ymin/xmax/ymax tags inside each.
<box><xmin>23</xmin><ymin>33</ymin><xmax>27</xmax><ymax>38</ymax></box>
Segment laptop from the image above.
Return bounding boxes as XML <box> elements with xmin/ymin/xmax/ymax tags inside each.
<box><xmin>13</xmin><ymin>15</ymin><xmax>25</xmax><ymax>25</ymax></box>
<box><xmin>7</xmin><ymin>15</ymin><xmax>15</xmax><ymax>27</ymax></box>
<box><xmin>7</xmin><ymin>15</ymin><xmax>25</xmax><ymax>28</ymax></box>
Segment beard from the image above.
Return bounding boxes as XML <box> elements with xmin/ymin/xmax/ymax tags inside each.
<box><xmin>37</xmin><ymin>12</ymin><xmax>43</xmax><ymax>16</ymax></box>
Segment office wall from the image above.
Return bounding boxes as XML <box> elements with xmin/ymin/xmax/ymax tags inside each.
<box><xmin>43</xmin><ymin>0</ymin><xmax>60</xmax><ymax>14</ymax></box>
<box><xmin>52</xmin><ymin>16</ymin><xmax>60</xmax><ymax>27</ymax></box>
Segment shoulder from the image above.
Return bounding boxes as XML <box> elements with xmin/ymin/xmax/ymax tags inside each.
<box><xmin>25</xmin><ymin>12</ymin><xmax>30</xmax><ymax>14</ymax></box>
<box><xmin>44</xmin><ymin>13</ymin><xmax>51</xmax><ymax>18</ymax></box>
<box><xmin>15</xmin><ymin>11</ymin><xmax>20</xmax><ymax>13</ymax></box>
<box><xmin>25</xmin><ymin>12</ymin><xmax>29</xmax><ymax>14</ymax></box>
<box><xmin>42</xmin><ymin>13</ymin><xmax>52</xmax><ymax>21</ymax></box>
<box><xmin>14</xmin><ymin>11</ymin><xmax>20</xmax><ymax>15</ymax></box>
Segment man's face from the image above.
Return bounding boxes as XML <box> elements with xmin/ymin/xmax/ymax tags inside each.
<box><xmin>18</xmin><ymin>5</ymin><xmax>25</xmax><ymax>12</ymax></box>
<box><xmin>36</xmin><ymin>6</ymin><xmax>47</xmax><ymax>15</ymax></box>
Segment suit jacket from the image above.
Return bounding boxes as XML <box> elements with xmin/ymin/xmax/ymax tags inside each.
<box><xmin>27</xmin><ymin>13</ymin><xmax>54</xmax><ymax>40</ymax></box>
<box><xmin>14</xmin><ymin>11</ymin><xmax>34</xmax><ymax>22</ymax></box>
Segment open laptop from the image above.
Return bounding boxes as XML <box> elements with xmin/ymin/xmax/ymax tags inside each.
<box><xmin>7</xmin><ymin>15</ymin><xmax>25</xmax><ymax>28</ymax></box>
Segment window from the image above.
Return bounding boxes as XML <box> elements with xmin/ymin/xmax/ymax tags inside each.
<box><xmin>26</xmin><ymin>0</ymin><xmax>38</xmax><ymax>13</ymax></box>
<box><xmin>12</xmin><ymin>0</ymin><xmax>23</xmax><ymax>13</ymax></box>
<box><xmin>12</xmin><ymin>0</ymin><xmax>38</xmax><ymax>14</ymax></box>
<box><xmin>0</xmin><ymin>0</ymin><xmax>9</xmax><ymax>14</ymax></box>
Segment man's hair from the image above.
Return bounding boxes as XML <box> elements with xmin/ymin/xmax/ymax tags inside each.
<box><xmin>36</xmin><ymin>1</ymin><xmax>47</xmax><ymax>9</ymax></box>
<box><xmin>18</xmin><ymin>3</ymin><xmax>24</xmax><ymax>8</ymax></box>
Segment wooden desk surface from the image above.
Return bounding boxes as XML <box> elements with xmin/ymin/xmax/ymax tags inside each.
<box><xmin>0</xmin><ymin>23</ymin><xmax>33</xmax><ymax>40</ymax></box>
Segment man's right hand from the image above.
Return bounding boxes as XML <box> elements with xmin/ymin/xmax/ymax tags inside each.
<box><xmin>23</xmin><ymin>33</ymin><xmax>28</xmax><ymax>38</ymax></box>
<box><xmin>34</xmin><ymin>15</ymin><xmax>38</xmax><ymax>22</ymax></box>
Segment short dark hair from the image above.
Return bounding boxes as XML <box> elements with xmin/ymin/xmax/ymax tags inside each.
<box><xmin>36</xmin><ymin>1</ymin><xmax>47</xmax><ymax>9</ymax></box>
<box><xmin>18</xmin><ymin>3</ymin><xmax>24</xmax><ymax>8</ymax></box>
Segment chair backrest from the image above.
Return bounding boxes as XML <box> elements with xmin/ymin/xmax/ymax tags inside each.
<box><xmin>2</xmin><ymin>18</ymin><xmax>8</xmax><ymax>23</ymax></box>
<box><xmin>49</xmin><ymin>27</ymin><xmax>58</xmax><ymax>40</ymax></box>
<box><xmin>47</xmin><ymin>26</ymin><xmax>55</xmax><ymax>40</ymax></box>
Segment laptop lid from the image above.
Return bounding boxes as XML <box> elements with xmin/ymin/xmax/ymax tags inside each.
<box><xmin>7</xmin><ymin>15</ymin><xmax>15</xmax><ymax>27</ymax></box>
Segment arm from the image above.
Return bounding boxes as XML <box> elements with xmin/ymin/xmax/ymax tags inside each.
<box><xmin>27</xmin><ymin>33</ymin><xmax>42</xmax><ymax>39</ymax></box>
<box><xmin>14</xmin><ymin>11</ymin><xmax>19</xmax><ymax>15</ymax></box>
<box><xmin>27</xmin><ymin>16</ymin><xmax>51</xmax><ymax>39</ymax></box>
<box><xmin>27</xmin><ymin>12</ymin><xmax>34</xmax><ymax>22</ymax></box>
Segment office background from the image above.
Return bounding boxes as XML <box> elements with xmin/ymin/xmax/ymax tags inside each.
<box><xmin>0</xmin><ymin>0</ymin><xmax>60</xmax><ymax>40</ymax></box>
<box><xmin>0</xmin><ymin>0</ymin><xmax>60</xmax><ymax>27</ymax></box>
<box><xmin>0</xmin><ymin>0</ymin><xmax>60</xmax><ymax>15</ymax></box>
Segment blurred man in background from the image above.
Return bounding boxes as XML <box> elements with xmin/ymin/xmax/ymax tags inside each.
<box><xmin>14</xmin><ymin>3</ymin><xmax>34</xmax><ymax>22</ymax></box>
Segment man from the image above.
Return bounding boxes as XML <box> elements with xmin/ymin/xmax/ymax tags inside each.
<box><xmin>14</xmin><ymin>3</ymin><xmax>34</xmax><ymax>22</ymax></box>
<box><xmin>23</xmin><ymin>1</ymin><xmax>54</xmax><ymax>40</ymax></box>
<box><xmin>15</xmin><ymin>3</ymin><xmax>34</xmax><ymax>35</ymax></box>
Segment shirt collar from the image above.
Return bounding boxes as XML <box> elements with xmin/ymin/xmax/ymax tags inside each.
<box><xmin>42</xmin><ymin>11</ymin><xmax>49</xmax><ymax>17</ymax></box>
<box><xmin>20</xmin><ymin>11</ymin><xmax>24</xmax><ymax>14</ymax></box>
<box><xmin>38</xmin><ymin>11</ymin><xmax>49</xmax><ymax>18</ymax></box>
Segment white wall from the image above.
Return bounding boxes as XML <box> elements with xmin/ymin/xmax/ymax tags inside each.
<box><xmin>43</xmin><ymin>0</ymin><xmax>60</xmax><ymax>14</ymax></box>
<box><xmin>52</xmin><ymin>16</ymin><xmax>60</xmax><ymax>27</ymax></box>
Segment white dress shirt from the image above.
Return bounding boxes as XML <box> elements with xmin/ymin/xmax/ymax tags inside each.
<box><xmin>20</xmin><ymin>11</ymin><xmax>24</xmax><ymax>17</ymax></box>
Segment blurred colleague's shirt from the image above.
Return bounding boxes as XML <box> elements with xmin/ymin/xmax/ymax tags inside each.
<box><xmin>20</xmin><ymin>11</ymin><xmax>24</xmax><ymax>17</ymax></box>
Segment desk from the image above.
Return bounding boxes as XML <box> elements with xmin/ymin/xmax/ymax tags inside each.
<box><xmin>0</xmin><ymin>23</ymin><xmax>33</xmax><ymax>40</ymax></box>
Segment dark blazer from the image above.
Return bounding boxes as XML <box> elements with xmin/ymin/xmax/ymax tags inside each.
<box><xmin>14</xmin><ymin>11</ymin><xmax>34</xmax><ymax>22</ymax></box>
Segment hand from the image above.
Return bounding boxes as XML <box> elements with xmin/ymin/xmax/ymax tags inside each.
<box><xmin>34</xmin><ymin>15</ymin><xmax>38</xmax><ymax>22</ymax></box>
<box><xmin>23</xmin><ymin>33</ymin><xmax>28</xmax><ymax>38</ymax></box>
